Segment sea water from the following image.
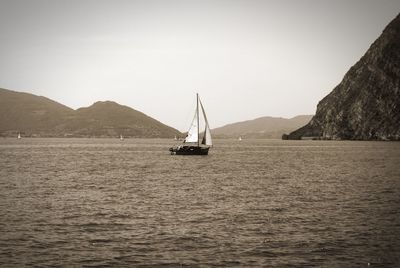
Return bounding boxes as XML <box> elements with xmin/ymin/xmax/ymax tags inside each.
<box><xmin>0</xmin><ymin>138</ymin><xmax>399</xmax><ymax>267</ymax></box>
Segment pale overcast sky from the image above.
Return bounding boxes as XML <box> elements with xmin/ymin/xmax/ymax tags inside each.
<box><xmin>0</xmin><ymin>0</ymin><xmax>399</xmax><ymax>131</ymax></box>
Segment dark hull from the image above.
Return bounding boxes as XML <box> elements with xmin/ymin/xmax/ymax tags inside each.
<box><xmin>169</xmin><ymin>145</ymin><xmax>209</xmax><ymax>155</ymax></box>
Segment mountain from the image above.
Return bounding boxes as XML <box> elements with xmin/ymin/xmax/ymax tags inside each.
<box><xmin>212</xmin><ymin>115</ymin><xmax>313</xmax><ymax>139</ymax></box>
<box><xmin>65</xmin><ymin>101</ymin><xmax>180</xmax><ymax>138</ymax></box>
<box><xmin>0</xmin><ymin>88</ymin><xmax>74</xmax><ymax>136</ymax></box>
<box><xmin>0</xmin><ymin>88</ymin><xmax>181</xmax><ymax>138</ymax></box>
<box><xmin>286</xmin><ymin>13</ymin><xmax>400</xmax><ymax>140</ymax></box>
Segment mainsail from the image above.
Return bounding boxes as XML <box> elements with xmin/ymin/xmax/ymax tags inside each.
<box><xmin>200</xmin><ymin>100</ymin><xmax>212</xmax><ymax>146</ymax></box>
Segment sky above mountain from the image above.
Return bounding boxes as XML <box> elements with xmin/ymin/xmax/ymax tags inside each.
<box><xmin>1</xmin><ymin>0</ymin><xmax>399</xmax><ymax>131</ymax></box>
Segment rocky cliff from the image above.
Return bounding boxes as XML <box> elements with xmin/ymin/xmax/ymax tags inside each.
<box><xmin>287</xmin><ymin>13</ymin><xmax>400</xmax><ymax>140</ymax></box>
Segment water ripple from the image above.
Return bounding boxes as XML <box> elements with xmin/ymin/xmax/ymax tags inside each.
<box><xmin>0</xmin><ymin>138</ymin><xmax>399</xmax><ymax>267</ymax></box>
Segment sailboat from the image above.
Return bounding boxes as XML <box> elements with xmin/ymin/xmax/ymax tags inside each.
<box><xmin>169</xmin><ymin>93</ymin><xmax>212</xmax><ymax>155</ymax></box>
<box><xmin>17</xmin><ymin>133</ymin><xmax>21</xmax><ymax>139</ymax></box>
<box><xmin>120</xmin><ymin>135</ymin><xmax>124</xmax><ymax>141</ymax></box>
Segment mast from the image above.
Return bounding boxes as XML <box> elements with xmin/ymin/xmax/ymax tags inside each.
<box><xmin>196</xmin><ymin>93</ymin><xmax>199</xmax><ymax>147</ymax></box>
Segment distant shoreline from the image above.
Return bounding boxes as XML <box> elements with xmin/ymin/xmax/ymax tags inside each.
<box><xmin>1</xmin><ymin>136</ymin><xmax>398</xmax><ymax>142</ymax></box>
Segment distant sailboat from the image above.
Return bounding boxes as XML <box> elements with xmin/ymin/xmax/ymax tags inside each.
<box><xmin>238</xmin><ymin>136</ymin><xmax>242</xmax><ymax>141</ymax></box>
<box><xmin>120</xmin><ymin>135</ymin><xmax>124</xmax><ymax>141</ymax></box>
<box><xmin>17</xmin><ymin>133</ymin><xmax>21</xmax><ymax>139</ymax></box>
<box><xmin>169</xmin><ymin>93</ymin><xmax>212</xmax><ymax>155</ymax></box>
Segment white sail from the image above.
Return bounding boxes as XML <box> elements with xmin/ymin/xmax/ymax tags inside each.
<box><xmin>200</xmin><ymin>99</ymin><xmax>213</xmax><ymax>146</ymax></box>
<box><xmin>184</xmin><ymin>108</ymin><xmax>199</xmax><ymax>143</ymax></box>
<box><xmin>169</xmin><ymin>93</ymin><xmax>212</xmax><ymax>155</ymax></box>
<box><xmin>204</xmin><ymin>124</ymin><xmax>212</xmax><ymax>146</ymax></box>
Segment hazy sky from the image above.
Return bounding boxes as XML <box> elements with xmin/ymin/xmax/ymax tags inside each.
<box><xmin>1</xmin><ymin>0</ymin><xmax>399</xmax><ymax>131</ymax></box>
